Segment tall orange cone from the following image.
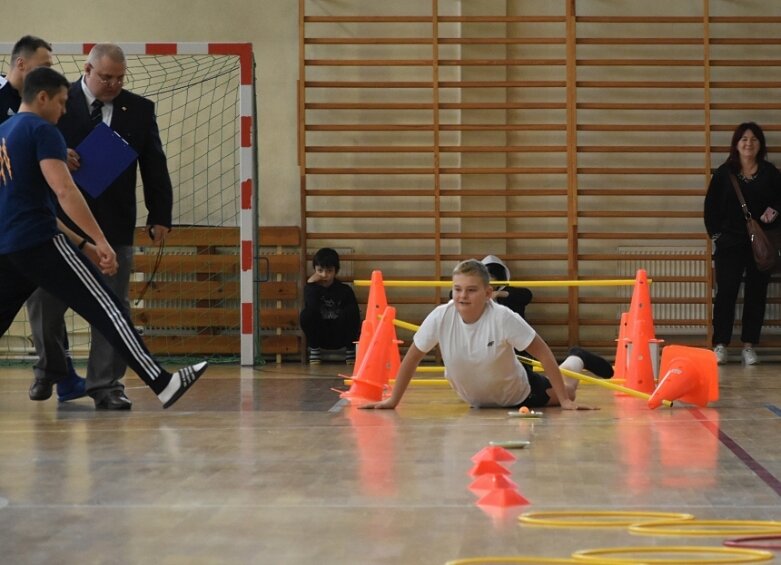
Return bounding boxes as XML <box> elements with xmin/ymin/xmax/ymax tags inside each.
<box><xmin>352</xmin><ymin>319</ymin><xmax>374</xmax><ymax>371</ymax></box>
<box><xmin>626</xmin><ymin>268</ymin><xmax>654</xmax><ymax>336</ymax></box>
<box><xmin>365</xmin><ymin>270</ymin><xmax>389</xmax><ymax>333</ymax></box>
<box><xmin>622</xmin><ymin>317</ymin><xmax>656</xmax><ymax>395</ymax></box>
<box><xmin>622</xmin><ymin>269</ymin><xmax>662</xmax><ymax>394</ymax></box>
<box><xmin>613</xmin><ymin>312</ymin><xmax>629</xmax><ymax>381</ymax></box>
<box><xmin>648</xmin><ymin>345</ymin><xmax>719</xmax><ymax>409</ymax></box>
<box><xmin>341</xmin><ymin>306</ymin><xmax>398</xmax><ymax>402</ymax></box>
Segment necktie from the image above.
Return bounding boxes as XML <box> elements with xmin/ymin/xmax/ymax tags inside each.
<box><xmin>89</xmin><ymin>100</ymin><xmax>104</xmax><ymax>126</ymax></box>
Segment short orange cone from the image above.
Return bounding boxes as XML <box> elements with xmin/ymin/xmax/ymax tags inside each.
<box><xmin>648</xmin><ymin>345</ymin><xmax>719</xmax><ymax>409</ymax></box>
<box><xmin>471</xmin><ymin>446</ymin><xmax>517</xmax><ymax>464</ymax></box>
<box><xmin>476</xmin><ymin>488</ymin><xmax>530</xmax><ymax>507</ymax></box>
<box><xmin>341</xmin><ymin>306</ymin><xmax>398</xmax><ymax>402</ymax></box>
<box><xmin>469</xmin><ymin>460</ymin><xmax>511</xmax><ymax>477</ymax></box>
<box><xmin>469</xmin><ymin>473</ymin><xmax>519</xmax><ymax>493</ymax></box>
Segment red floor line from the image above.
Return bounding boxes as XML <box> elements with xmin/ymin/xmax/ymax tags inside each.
<box><xmin>689</xmin><ymin>407</ymin><xmax>781</xmax><ymax>498</ymax></box>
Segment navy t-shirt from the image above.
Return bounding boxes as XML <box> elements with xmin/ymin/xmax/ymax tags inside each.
<box><xmin>0</xmin><ymin>112</ymin><xmax>67</xmax><ymax>253</ymax></box>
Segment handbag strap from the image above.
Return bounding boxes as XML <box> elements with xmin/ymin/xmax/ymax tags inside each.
<box><xmin>728</xmin><ymin>173</ymin><xmax>753</xmax><ymax>221</ymax></box>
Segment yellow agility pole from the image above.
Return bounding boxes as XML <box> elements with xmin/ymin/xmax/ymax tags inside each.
<box><xmin>518</xmin><ymin>355</ymin><xmax>672</xmax><ymax>408</ymax></box>
<box><xmin>344</xmin><ymin>378</ymin><xmax>451</xmax><ymax>387</ymax></box>
<box><xmin>355</xmin><ymin>279</ymin><xmax>647</xmax><ymax>288</ymax></box>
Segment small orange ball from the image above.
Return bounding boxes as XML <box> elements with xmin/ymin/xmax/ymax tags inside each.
<box><xmin>519</xmin><ymin>406</ymin><xmax>530</xmax><ymax>414</ymax></box>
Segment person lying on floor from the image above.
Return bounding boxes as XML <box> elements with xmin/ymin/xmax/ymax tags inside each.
<box><xmin>360</xmin><ymin>259</ymin><xmax>613</xmax><ymax>410</ymax></box>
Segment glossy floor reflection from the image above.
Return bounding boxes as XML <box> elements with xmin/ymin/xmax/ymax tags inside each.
<box><xmin>0</xmin><ymin>360</ymin><xmax>779</xmax><ymax>564</ymax></box>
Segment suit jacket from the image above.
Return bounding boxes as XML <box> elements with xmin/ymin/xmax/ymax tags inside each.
<box><xmin>58</xmin><ymin>80</ymin><xmax>173</xmax><ymax>246</ymax></box>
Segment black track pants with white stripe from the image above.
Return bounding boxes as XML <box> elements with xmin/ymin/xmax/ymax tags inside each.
<box><xmin>0</xmin><ymin>234</ymin><xmax>171</xmax><ymax>394</ymax></box>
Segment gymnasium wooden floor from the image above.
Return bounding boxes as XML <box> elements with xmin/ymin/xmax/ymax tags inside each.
<box><xmin>0</xmin><ymin>358</ymin><xmax>779</xmax><ymax>564</ymax></box>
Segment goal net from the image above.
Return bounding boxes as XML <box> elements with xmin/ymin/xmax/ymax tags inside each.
<box><xmin>0</xmin><ymin>43</ymin><xmax>257</xmax><ymax>364</ymax></box>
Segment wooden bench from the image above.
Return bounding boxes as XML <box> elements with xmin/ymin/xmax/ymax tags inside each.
<box><xmin>130</xmin><ymin>226</ymin><xmax>302</xmax><ymax>360</ymax></box>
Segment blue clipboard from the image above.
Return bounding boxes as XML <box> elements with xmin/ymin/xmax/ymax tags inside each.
<box><xmin>71</xmin><ymin>122</ymin><xmax>138</xmax><ymax>198</ymax></box>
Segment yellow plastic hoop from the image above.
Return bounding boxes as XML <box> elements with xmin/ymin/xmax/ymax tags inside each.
<box><xmin>571</xmin><ymin>545</ymin><xmax>774</xmax><ymax>564</ymax></box>
<box><xmin>446</xmin><ymin>558</ymin><xmax>578</xmax><ymax>565</ymax></box>
<box><xmin>629</xmin><ymin>519</ymin><xmax>781</xmax><ymax>537</ymax></box>
<box><xmin>519</xmin><ymin>510</ymin><xmax>695</xmax><ymax>528</ymax></box>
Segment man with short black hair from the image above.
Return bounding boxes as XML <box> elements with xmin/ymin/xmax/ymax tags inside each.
<box><xmin>0</xmin><ymin>35</ymin><xmax>53</xmax><ymax>123</ymax></box>
<box><xmin>0</xmin><ymin>66</ymin><xmax>207</xmax><ymax>410</ymax></box>
<box><xmin>1</xmin><ymin>35</ymin><xmax>87</xmax><ymax>402</ymax></box>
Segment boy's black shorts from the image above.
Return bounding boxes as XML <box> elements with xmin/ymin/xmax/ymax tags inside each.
<box><xmin>519</xmin><ymin>371</ymin><xmax>552</xmax><ymax>408</ymax></box>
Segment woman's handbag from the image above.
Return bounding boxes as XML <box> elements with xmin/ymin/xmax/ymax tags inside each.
<box><xmin>729</xmin><ymin>173</ymin><xmax>781</xmax><ymax>272</ymax></box>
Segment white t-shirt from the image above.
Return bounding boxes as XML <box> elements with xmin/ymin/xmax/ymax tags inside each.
<box><xmin>413</xmin><ymin>300</ymin><xmax>536</xmax><ymax>407</ymax></box>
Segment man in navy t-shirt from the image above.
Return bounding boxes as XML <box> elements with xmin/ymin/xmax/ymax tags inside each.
<box><xmin>0</xmin><ymin>35</ymin><xmax>87</xmax><ymax>402</ymax></box>
<box><xmin>0</xmin><ymin>67</ymin><xmax>208</xmax><ymax>409</ymax></box>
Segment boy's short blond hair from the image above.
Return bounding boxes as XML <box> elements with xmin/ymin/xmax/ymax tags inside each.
<box><xmin>452</xmin><ymin>259</ymin><xmax>490</xmax><ymax>286</ymax></box>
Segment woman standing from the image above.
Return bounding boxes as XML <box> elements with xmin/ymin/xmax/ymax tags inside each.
<box><xmin>704</xmin><ymin>122</ymin><xmax>781</xmax><ymax>365</ymax></box>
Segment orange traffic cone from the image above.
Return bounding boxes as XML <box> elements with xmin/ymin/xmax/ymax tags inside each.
<box><xmin>469</xmin><ymin>473</ymin><xmax>519</xmax><ymax>493</ymax></box>
<box><xmin>626</xmin><ymin>268</ymin><xmax>654</xmax><ymax>337</ymax></box>
<box><xmin>352</xmin><ymin>319</ymin><xmax>374</xmax><ymax>371</ymax></box>
<box><xmin>469</xmin><ymin>460</ymin><xmax>512</xmax><ymax>477</ymax></box>
<box><xmin>622</xmin><ymin>317</ymin><xmax>657</xmax><ymax>395</ymax></box>
<box><xmin>648</xmin><ymin>345</ymin><xmax>719</xmax><ymax>409</ymax></box>
<box><xmin>613</xmin><ymin>312</ymin><xmax>629</xmax><ymax>381</ymax></box>
<box><xmin>341</xmin><ymin>306</ymin><xmax>398</xmax><ymax>402</ymax></box>
<box><xmin>471</xmin><ymin>446</ymin><xmax>517</xmax><ymax>464</ymax></box>
<box><xmin>365</xmin><ymin>270</ymin><xmax>389</xmax><ymax>333</ymax></box>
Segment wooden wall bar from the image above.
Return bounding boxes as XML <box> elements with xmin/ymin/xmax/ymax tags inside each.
<box><xmin>300</xmin><ymin>0</ymin><xmax>781</xmax><ymax>353</ymax></box>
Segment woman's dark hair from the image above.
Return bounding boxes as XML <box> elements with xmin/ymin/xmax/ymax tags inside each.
<box><xmin>312</xmin><ymin>247</ymin><xmax>340</xmax><ymax>272</ymax></box>
<box><xmin>726</xmin><ymin>122</ymin><xmax>767</xmax><ymax>172</ymax></box>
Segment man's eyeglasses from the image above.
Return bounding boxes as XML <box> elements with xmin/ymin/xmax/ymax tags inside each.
<box><xmin>93</xmin><ymin>72</ymin><xmax>124</xmax><ymax>87</ymax></box>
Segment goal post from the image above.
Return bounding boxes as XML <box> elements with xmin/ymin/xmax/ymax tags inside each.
<box><xmin>0</xmin><ymin>42</ymin><xmax>259</xmax><ymax>366</ymax></box>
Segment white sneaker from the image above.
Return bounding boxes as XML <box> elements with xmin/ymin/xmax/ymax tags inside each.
<box><xmin>742</xmin><ymin>348</ymin><xmax>759</xmax><ymax>366</ymax></box>
<box><xmin>158</xmin><ymin>361</ymin><xmax>209</xmax><ymax>408</ymax></box>
<box><xmin>713</xmin><ymin>344</ymin><xmax>728</xmax><ymax>365</ymax></box>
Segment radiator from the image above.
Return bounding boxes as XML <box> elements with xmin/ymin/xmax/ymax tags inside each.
<box><xmin>617</xmin><ymin>246</ymin><xmax>708</xmax><ymax>334</ymax></box>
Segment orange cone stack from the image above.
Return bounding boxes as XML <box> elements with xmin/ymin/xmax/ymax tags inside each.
<box><xmin>622</xmin><ymin>269</ymin><xmax>662</xmax><ymax>395</ymax></box>
<box><xmin>648</xmin><ymin>345</ymin><xmax>719</xmax><ymax>409</ymax></box>
<box><xmin>469</xmin><ymin>445</ymin><xmax>530</xmax><ymax>510</ymax></box>
<box><xmin>341</xmin><ymin>306</ymin><xmax>400</xmax><ymax>402</ymax></box>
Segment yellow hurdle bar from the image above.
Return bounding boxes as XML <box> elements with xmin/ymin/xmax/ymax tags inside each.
<box><xmin>355</xmin><ymin>279</ymin><xmax>646</xmax><ymax>288</ymax></box>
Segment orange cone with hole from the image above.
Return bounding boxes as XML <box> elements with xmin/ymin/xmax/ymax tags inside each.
<box><xmin>623</xmin><ymin>317</ymin><xmax>656</xmax><ymax>395</ymax></box>
<box><xmin>622</xmin><ymin>269</ymin><xmax>662</xmax><ymax>394</ymax></box>
<box><xmin>626</xmin><ymin>269</ymin><xmax>655</xmax><ymax>338</ymax></box>
<box><xmin>365</xmin><ymin>270</ymin><xmax>388</xmax><ymax>333</ymax></box>
<box><xmin>648</xmin><ymin>345</ymin><xmax>719</xmax><ymax>409</ymax></box>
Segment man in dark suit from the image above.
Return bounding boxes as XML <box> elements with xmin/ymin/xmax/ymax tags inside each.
<box><xmin>26</xmin><ymin>43</ymin><xmax>173</xmax><ymax>410</ymax></box>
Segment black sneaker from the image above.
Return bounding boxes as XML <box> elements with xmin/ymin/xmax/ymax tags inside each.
<box><xmin>308</xmin><ymin>347</ymin><xmax>321</xmax><ymax>365</ymax></box>
<box><xmin>345</xmin><ymin>347</ymin><xmax>356</xmax><ymax>366</ymax></box>
<box><xmin>568</xmin><ymin>347</ymin><xmax>614</xmax><ymax>378</ymax></box>
<box><xmin>158</xmin><ymin>361</ymin><xmax>208</xmax><ymax>409</ymax></box>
